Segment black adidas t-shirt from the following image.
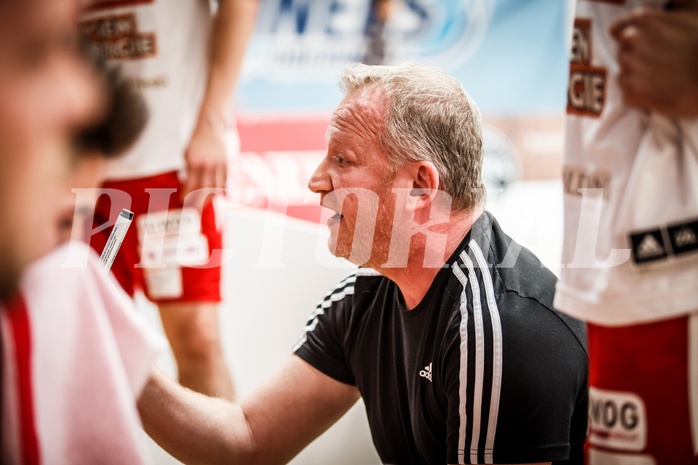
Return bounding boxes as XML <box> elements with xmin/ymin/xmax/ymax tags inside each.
<box><xmin>294</xmin><ymin>211</ymin><xmax>588</xmax><ymax>465</ymax></box>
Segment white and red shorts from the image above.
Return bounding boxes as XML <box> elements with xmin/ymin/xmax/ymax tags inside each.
<box><xmin>89</xmin><ymin>171</ymin><xmax>223</xmax><ymax>303</ymax></box>
<box><xmin>587</xmin><ymin>313</ymin><xmax>698</xmax><ymax>465</ymax></box>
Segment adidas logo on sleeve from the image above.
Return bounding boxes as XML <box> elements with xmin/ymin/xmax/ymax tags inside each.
<box><xmin>630</xmin><ymin>218</ymin><xmax>698</xmax><ymax>265</ymax></box>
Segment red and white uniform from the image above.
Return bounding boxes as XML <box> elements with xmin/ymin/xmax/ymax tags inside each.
<box><xmin>556</xmin><ymin>1</ymin><xmax>698</xmax><ymax>463</ymax></box>
<box><xmin>556</xmin><ymin>0</ymin><xmax>698</xmax><ymax>325</ymax></box>
<box><xmin>1</xmin><ymin>243</ymin><xmax>165</xmax><ymax>464</ymax></box>
<box><xmin>80</xmin><ymin>1</ymin><xmax>234</xmax><ymax>302</ymax></box>
<box><xmin>80</xmin><ymin>0</ymin><xmax>215</xmax><ymax>180</ymax></box>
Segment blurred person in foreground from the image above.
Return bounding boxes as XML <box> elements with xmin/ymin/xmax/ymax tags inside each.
<box><xmin>137</xmin><ymin>63</ymin><xmax>589</xmax><ymax>465</ymax></box>
<box><xmin>557</xmin><ymin>1</ymin><xmax>698</xmax><ymax>463</ymax></box>
<box><xmin>1</xmin><ymin>21</ymin><xmax>162</xmax><ymax>463</ymax></box>
<box><xmin>0</xmin><ymin>0</ymin><xmax>104</xmax><ymax>299</ymax></box>
<box><xmin>79</xmin><ymin>0</ymin><xmax>258</xmax><ymax>401</ymax></box>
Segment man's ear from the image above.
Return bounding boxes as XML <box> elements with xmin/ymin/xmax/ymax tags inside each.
<box><xmin>409</xmin><ymin>161</ymin><xmax>440</xmax><ymax>209</ymax></box>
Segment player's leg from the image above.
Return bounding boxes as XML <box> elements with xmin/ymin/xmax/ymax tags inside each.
<box><xmin>139</xmin><ymin>177</ymin><xmax>235</xmax><ymax>400</ymax></box>
<box><xmin>157</xmin><ymin>301</ymin><xmax>234</xmax><ymax>400</ymax></box>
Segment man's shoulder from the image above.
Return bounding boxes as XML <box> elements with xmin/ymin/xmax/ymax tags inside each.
<box><xmin>480</xmin><ymin>213</ymin><xmax>587</xmax><ymax>349</ymax></box>
<box><xmin>315</xmin><ymin>269</ymin><xmax>395</xmax><ymax>329</ymax></box>
<box><xmin>317</xmin><ymin>269</ymin><xmax>385</xmax><ymax>308</ymax></box>
<box><xmin>459</xmin><ymin>212</ymin><xmax>587</xmax><ymax>340</ymax></box>
<box><xmin>469</xmin><ymin>211</ymin><xmax>558</xmax><ymax>304</ymax></box>
<box><xmin>343</xmin><ymin>267</ymin><xmax>392</xmax><ymax>296</ymax></box>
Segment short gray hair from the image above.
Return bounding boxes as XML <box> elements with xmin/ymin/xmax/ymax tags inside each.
<box><xmin>339</xmin><ymin>62</ymin><xmax>485</xmax><ymax>211</ymax></box>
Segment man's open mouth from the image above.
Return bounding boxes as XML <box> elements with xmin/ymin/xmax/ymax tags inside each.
<box><xmin>327</xmin><ymin>210</ymin><xmax>343</xmax><ymax>226</ymax></box>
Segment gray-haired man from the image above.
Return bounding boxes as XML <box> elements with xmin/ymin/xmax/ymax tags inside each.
<box><xmin>139</xmin><ymin>62</ymin><xmax>588</xmax><ymax>465</ymax></box>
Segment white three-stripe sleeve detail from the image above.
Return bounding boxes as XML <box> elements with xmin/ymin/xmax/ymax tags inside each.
<box><xmin>293</xmin><ymin>275</ymin><xmax>356</xmax><ymax>351</ymax></box>
<box><xmin>319</xmin><ymin>286</ymin><xmax>355</xmax><ymax>310</ymax></box>
<box><xmin>459</xmin><ymin>250</ymin><xmax>485</xmax><ymax>464</ymax></box>
<box><xmin>470</xmin><ymin>240</ymin><xmax>503</xmax><ymax>464</ymax></box>
<box><xmin>452</xmin><ymin>262</ymin><xmax>469</xmax><ymax>464</ymax></box>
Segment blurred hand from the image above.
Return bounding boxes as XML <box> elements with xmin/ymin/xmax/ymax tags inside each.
<box><xmin>181</xmin><ymin>115</ymin><xmax>228</xmax><ymax>206</ymax></box>
<box><xmin>611</xmin><ymin>6</ymin><xmax>698</xmax><ymax>118</ymax></box>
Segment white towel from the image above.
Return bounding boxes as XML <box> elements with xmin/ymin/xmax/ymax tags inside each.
<box><xmin>2</xmin><ymin>242</ymin><xmax>165</xmax><ymax>464</ymax></box>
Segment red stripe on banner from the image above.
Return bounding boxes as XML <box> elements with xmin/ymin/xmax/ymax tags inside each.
<box><xmin>236</xmin><ymin>114</ymin><xmax>330</xmax><ymax>152</ymax></box>
<box><xmin>6</xmin><ymin>294</ymin><xmax>40</xmax><ymax>465</ymax></box>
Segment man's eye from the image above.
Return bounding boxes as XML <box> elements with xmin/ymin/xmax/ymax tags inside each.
<box><xmin>335</xmin><ymin>156</ymin><xmax>347</xmax><ymax>165</ymax></box>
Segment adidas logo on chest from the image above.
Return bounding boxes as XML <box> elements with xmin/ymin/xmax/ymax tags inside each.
<box><xmin>419</xmin><ymin>362</ymin><xmax>433</xmax><ymax>382</ymax></box>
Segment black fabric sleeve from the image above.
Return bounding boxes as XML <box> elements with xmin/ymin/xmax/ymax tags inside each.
<box><xmin>293</xmin><ymin>274</ymin><xmax>356</xmax><ymax>386</ymax></box>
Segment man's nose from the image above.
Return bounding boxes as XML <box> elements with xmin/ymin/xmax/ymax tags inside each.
<box><xmin>308</xmin><ymin>157</ymin><xmax>332</xmax><ymax>194</ymax></box>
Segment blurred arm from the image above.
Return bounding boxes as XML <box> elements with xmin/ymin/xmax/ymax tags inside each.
<box><xmin>182</xmin><ymin>0</ymin><xmax>258</xmax><ymax>199</ymax></box>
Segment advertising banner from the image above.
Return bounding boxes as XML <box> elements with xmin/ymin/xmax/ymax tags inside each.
<box><xmin>232</xmin><ymin>0</ymin><xmax>570</xmax><ymax>222</ymax></box>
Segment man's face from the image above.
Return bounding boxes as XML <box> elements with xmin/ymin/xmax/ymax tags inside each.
<box><xmin>308</xmin><ymin>86</ymin><xmax>407</xmax><ymax>268</ymax></box>
<box><xmin>0</xmin><ymin>0</ymin><xmax>104</xmax><ymax>297</ymax></box>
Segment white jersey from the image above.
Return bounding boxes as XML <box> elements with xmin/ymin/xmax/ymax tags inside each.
<box><xmin>555</xmin><ymin>0</ymin><xmax>698</xmax><ymax>326</ymax></box>
<box><xmin>1</xmin><ymin>243</ymin><xmax>165</xmax><ymax>464</ymax></box>
<box><xmin>80</xmin><ymin>0</ymin><xmax>214</xmax><ymax>179</ymax></box>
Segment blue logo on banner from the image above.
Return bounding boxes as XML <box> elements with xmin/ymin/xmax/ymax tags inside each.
<box><xmin>245</xmin><ymin>0</ymin><xmax>492</xmax><ymax>78</ymax></box>
<box><xmin>239</xmin><ymin>0</ymin><xmax>569</xmax><ymax>114</ymax></box>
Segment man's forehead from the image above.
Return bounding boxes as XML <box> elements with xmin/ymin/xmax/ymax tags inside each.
<box><xmin>340</xmin><ymin>85</ymin><xmax>387</xmax><ymax>117</ymax></box>
<box><xmin>326</xmin><ymin>86</ymin><xmax>387</xmax><ymax>142</ymax></box>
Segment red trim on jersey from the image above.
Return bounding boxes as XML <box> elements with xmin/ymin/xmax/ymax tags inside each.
<box><xmin>5</xmin><ymin>293</ymin><xmax>40</xmax><ymax>465</ymax></box>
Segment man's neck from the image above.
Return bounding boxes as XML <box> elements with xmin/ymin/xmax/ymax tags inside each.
<box><xmin>376</xmin><ymin>207</ymin><xmax>484</xmax><ymax>310</ymax></box>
